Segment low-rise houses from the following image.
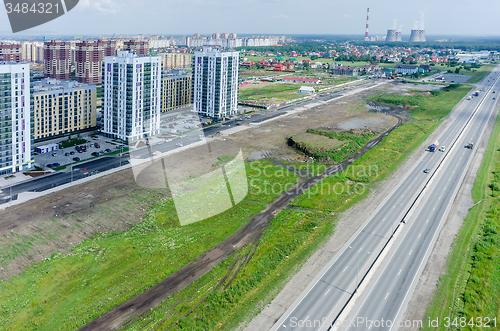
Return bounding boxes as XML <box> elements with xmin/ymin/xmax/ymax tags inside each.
<box><xmin>281</xmin><ymin>77</ymin><xmax>322</xmax><ymax>84</ymax></box>
<box><xmin>395</xmin><ymin>64</ymin><xmax>419</xmax><ymax>75</ymax></box>
<box><xmin>332</xmin><ymin>66</ymin><xmax>359</xmax><ymax>76</ymax></box>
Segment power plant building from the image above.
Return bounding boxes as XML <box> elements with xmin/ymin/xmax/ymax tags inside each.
<box><xmin>409</xmin><ymin>30</ymin><xmax>426</xmax><ymax>42</ymax></box>
<box><xmin>386</xmin><ymin>30</ymin><xmax>398</xmax><ymax>42</ymax></box>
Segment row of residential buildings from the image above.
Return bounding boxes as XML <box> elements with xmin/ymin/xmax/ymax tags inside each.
<box><xmin>150</xmin><ymin>34</ymin><xmax>287</xmax><ymax>49</ymax></box>
<box><xmin>0</xmin><ymin>47</ymin><xmax>239</xmax><ymax>175</ymax></box>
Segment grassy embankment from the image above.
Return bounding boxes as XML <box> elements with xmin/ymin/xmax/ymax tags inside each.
<box><xmin>118</xmin><ymin>84</ymin><xmax>473</xmax><ymax>330</ymax></box>
<box><xmin>422</xmin><ymin>110</ymin><xmax>500</xmax><ymax>331</ymax></box>
<box><xmin>289</xmin><ymin>129</ymin><xmax>378</xmax><ymax>163</ymax></box>
<box><xmin>0</xmin><ymin>160</ymin><xmax>299</xmax><ymax>330</ymax></box>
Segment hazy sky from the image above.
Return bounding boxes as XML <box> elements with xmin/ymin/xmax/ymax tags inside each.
<box><xmin>1</xmin><ymin>0</ymin><xmax>499</xmax><ymax>36</ymax></box>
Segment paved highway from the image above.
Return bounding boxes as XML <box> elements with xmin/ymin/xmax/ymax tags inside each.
<box><xmin>340</xmin><ymin>71</ymin><xmax>500</xmax><ymax>330</ymax></box>
<box><xmin>0</xmin><ymin>79</ymin><xmax>377</xmax><ymax>204</ymax></box>
<box><xmin>271</xmin><ymin>67</ymin><xmax>500</xmax><ymax>331</ymax></box>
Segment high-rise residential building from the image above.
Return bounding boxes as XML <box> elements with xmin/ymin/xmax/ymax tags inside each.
<box><xmin>33</xmin><ymin>78</ymin><xmax>97</xmax><ymax>140</ymax></box>
<box><xmin>0</xmin><ymin>44</ymin><xmax>22</xmax><ymax>62</ymax></box>
<box><xmin>162</xmin><ymin>53</ymin><xmax>192</xmax><ymax>71</ymax></box>
<box><xmin>75</xmin><ymin>40</ymin><xmax>116</xmax><ymax>84</ymax></box>
<box><xmin>23</xmin><ymin>42</ymin><xmax>44</xmax><ymax>64</ymax></box>
<box><xmin>161</xmin><ymin>70</ymin><xmax>192</xmax><ymax>112</ymax></box>
<box><xmin>123</xmin><ymin>40</ymin><xmax>149</xmax><ymax>56</ymax></box>
<box><xmin>212</xmin><ymin>33</ymin><xmax>221</xmax><ymax>39</ymax></box>
<box><xmin>193</xmin><ymin>33</ymin><xmax>200</xmax><ymax>39</ymax></box>
<box><xmin>44</xmin><ymin>41</ymin><xmax>71</xmax><ymax>80</ymax></box>
<box><xmin>0</xmin><ymin>62</ymin><xmax>33</xmax><ymax>175</ymax></box>
<box><xmin>192</xmin><ymin>47</ymin><xmax>239</xmax><ymax>119</ymax></box>
<box><xmin>229</xmin><ymin>33</ymin><xmax>237</xmax><ymax>39</ymax></box>
<box><xmin>221</xmin><ymin>33</ymin><xmax>229</xmax><ymax>39</ymax></box>
<box><xmin>102</xmin><ymin>51</ymin><xmax>161</xmax><ymax>143</ymax></box>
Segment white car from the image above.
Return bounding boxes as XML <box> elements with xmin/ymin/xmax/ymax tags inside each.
<box><xmin>439</xmin><ymin>146</ymin><xmax>446</xmax><ymax>152</ymax></box>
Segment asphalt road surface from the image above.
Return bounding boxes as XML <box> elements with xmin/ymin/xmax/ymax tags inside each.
<box><xmin>270</xmin><ymin>67</ymin><xmax>500</xmax><ymax>331</ymax></box>
<box><xmin>340</xmin><ymin>71</ymin><xmax>500</xmax><ymax>331</ymax></box>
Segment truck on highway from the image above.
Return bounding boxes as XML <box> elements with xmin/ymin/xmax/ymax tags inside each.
<box><xmin>429</xmin><ymin>141</ymin><xmax>439</xmax><ymax>152</ymax></box>
<box><xmin>474</xmin><ymin>91</ymin><xmax>480</xmax><ymax>96</ymax></box>
<box><xmin>468</xmin><ymin>142</ymin><xmax>474</xmax><ymax>149</ymax></box>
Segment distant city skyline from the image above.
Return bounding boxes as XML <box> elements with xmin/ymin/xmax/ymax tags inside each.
<box><xmin>0</xmin><ymin>0</ymin><xmax>499</xmax><ymax>37</ymax></box>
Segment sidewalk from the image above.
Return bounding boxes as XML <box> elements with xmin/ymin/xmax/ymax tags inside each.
<box><xmin>0</xmin><ymin>172</ymin><xmax>33</xmax><ymax>188</ymax></box>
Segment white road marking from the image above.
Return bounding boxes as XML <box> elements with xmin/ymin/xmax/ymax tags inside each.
<box><xmin>409</xmin><ymin>250</ymin><xmax>413</xmax><ymax>255</ymax></box>
<box><xmin>418</xmin><ymin>234</ymin><xmax>421</xmax><ymax>238</ymax></box>
<box><xmin>382</xmin><ymin>217</ymin><xmax>386</xmax><ymax>222</ymax></box>
<box><xmin>325</xmin><ymin>289</ymin><xmax>331</xmax><ymax>295</ymax></box>
<box><xmin>385</xmin><ymin>293</ymin><xmax>389</xmax><ymax>300</ymax></box>
<box><xmin>426</xmin><ymin>219</ymin><xmax>429</xmax><ymax>223</ymax></box>
<box><xmin>359</xmin><ymin>247</ymin><xmax>363</xmax><ymax>252</ymax></box>
<box><xmin>343</xmin><ymin>266</ymin><xmax>348</xmax><ymax>273</ymax></box>
<box><xmin>398</xmin><ymin>270</ymin><xmax>402</xmax><ymax>276</ymax></box>
<box><xmin>433</xmin><ymin>207</ymin><xmax>435</xmax><ymax>210</ymax></box>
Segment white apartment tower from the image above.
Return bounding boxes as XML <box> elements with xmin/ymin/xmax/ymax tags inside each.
<box><xmin>0</xmin><ymin>62</ymin><xmax>33</xmax><ymax>175</ymax></box>
<box><xmin>192</xmin><ymin>47</ymin><xmax>239</xmax><ymax>119</ymax></box>
<box><xmin>102</xmin><ymin>51</ymin><xmax>162</xmax><ymax>143</ymax></box>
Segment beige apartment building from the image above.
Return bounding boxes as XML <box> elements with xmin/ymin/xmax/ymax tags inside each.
<box><xmin>33</xmin><ymin>78</ymin><xmax>97</xmax><ymax>140</ymax></box>
<box><xmin>162</xmin><ymin>70</ymin><xmax>192</xmax><ymax>112</ymax></box>
<box><xmin>162</xmin><ymin>53</ymin><xmax>192</xmax><ymax>70</ymax></box>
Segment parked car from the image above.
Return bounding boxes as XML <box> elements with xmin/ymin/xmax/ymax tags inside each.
<box><xmin>53</xmin><ymin>163</ymin><xmax>60</xmax><ymax>167</ymax></box>
<box><xmin>94</xmin><ymin>143</ymin><xmax>100</xmax><ymax>148</ymax></box>
<box><xmin>70</xmin><ymin>151</ymin><xmax>75</xmax><ymax>155</ymax></box>
<box><xmin>73</xmin><ymin>157</ymin><xmax>81</xmax><ymax>162</ymax></box>
<box><xmin>91</xmin><ymin>152</ymin><xmax>99</xmax><ymax>157</ymax></box>
<box><xmin>64</xmin><ymin>152</ymin><xmax>70</xmax><ymax>157</ymax></box>
<box><xmin>105</xmin><ymin>148</ymin><xmax>112</xmax><ymax>153</ymax></box>
<box><xmin>52</xmin><ymin>152</ymin><xmax>57</xmax><ymax>157</ymax></box>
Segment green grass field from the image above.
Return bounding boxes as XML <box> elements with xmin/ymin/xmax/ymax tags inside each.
<box><xmin>0</xmin><ymin>160</ymin><xmax>299</xmax><ymax>330</ymax></box>
<box><xmin>375</xmin><ymin>85</ymin><xmax>471</xmax><ymax>120</ymax></box>
<box><xmin>422</xmin><ymin>110</ymin><xmax>500</xmax><ymax>331</ymax></box>
<box><xmin>122</xmin><ymin>209</ymin><xmax>337</xmax><ymax>330</ymax></box>
<box><xmin>239</xmin><ymin>83</ymin><xmax>313</xmax><ymax>105</ymax></box>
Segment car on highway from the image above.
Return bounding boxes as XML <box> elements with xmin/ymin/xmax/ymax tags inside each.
<box><xmin>73</xmin><ymin>157</ymin><xmax>81</xmax><ymax>162</ymax></box>
<box><xmin>423</xmin><ymin>168</ymin><xmax>430</xmax><ymax>173</ymax></box>
<box><xmin>439</xmin><ymin>146</ymin><xmax>446</xmax><ymax>152</ymax></box>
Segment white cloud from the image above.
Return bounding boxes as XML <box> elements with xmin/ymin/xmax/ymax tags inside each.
<box><xmin>79</xmin><ymin>0</ymin><xmax>122</xmax><ymax>14</ymax></box>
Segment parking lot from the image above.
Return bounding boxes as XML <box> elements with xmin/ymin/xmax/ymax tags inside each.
<box><xmin>35</xmin><ymin>136</ymin><xmax>127</xmax><ymax>170</ymax></box>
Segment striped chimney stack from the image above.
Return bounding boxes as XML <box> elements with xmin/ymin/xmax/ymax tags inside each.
<box><xmin>365</xmin><ymin>8</ymin><xmax>370</xmax><ymax>41</ymax></box>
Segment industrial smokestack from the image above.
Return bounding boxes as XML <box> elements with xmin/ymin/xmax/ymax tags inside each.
<box><xmin>409</xmin><ymin>30</ymin><xmax>426</xmax><ymax>42</ymax></box>
<box><xmin>386</xmin><ymin>30</ymin><xmax>398</xmax><ymax>42</ymax></box>
<box><xmin>365</xmin><ymin>8</ymin><xmax>370</xmax><ymax>41</ymax></box>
